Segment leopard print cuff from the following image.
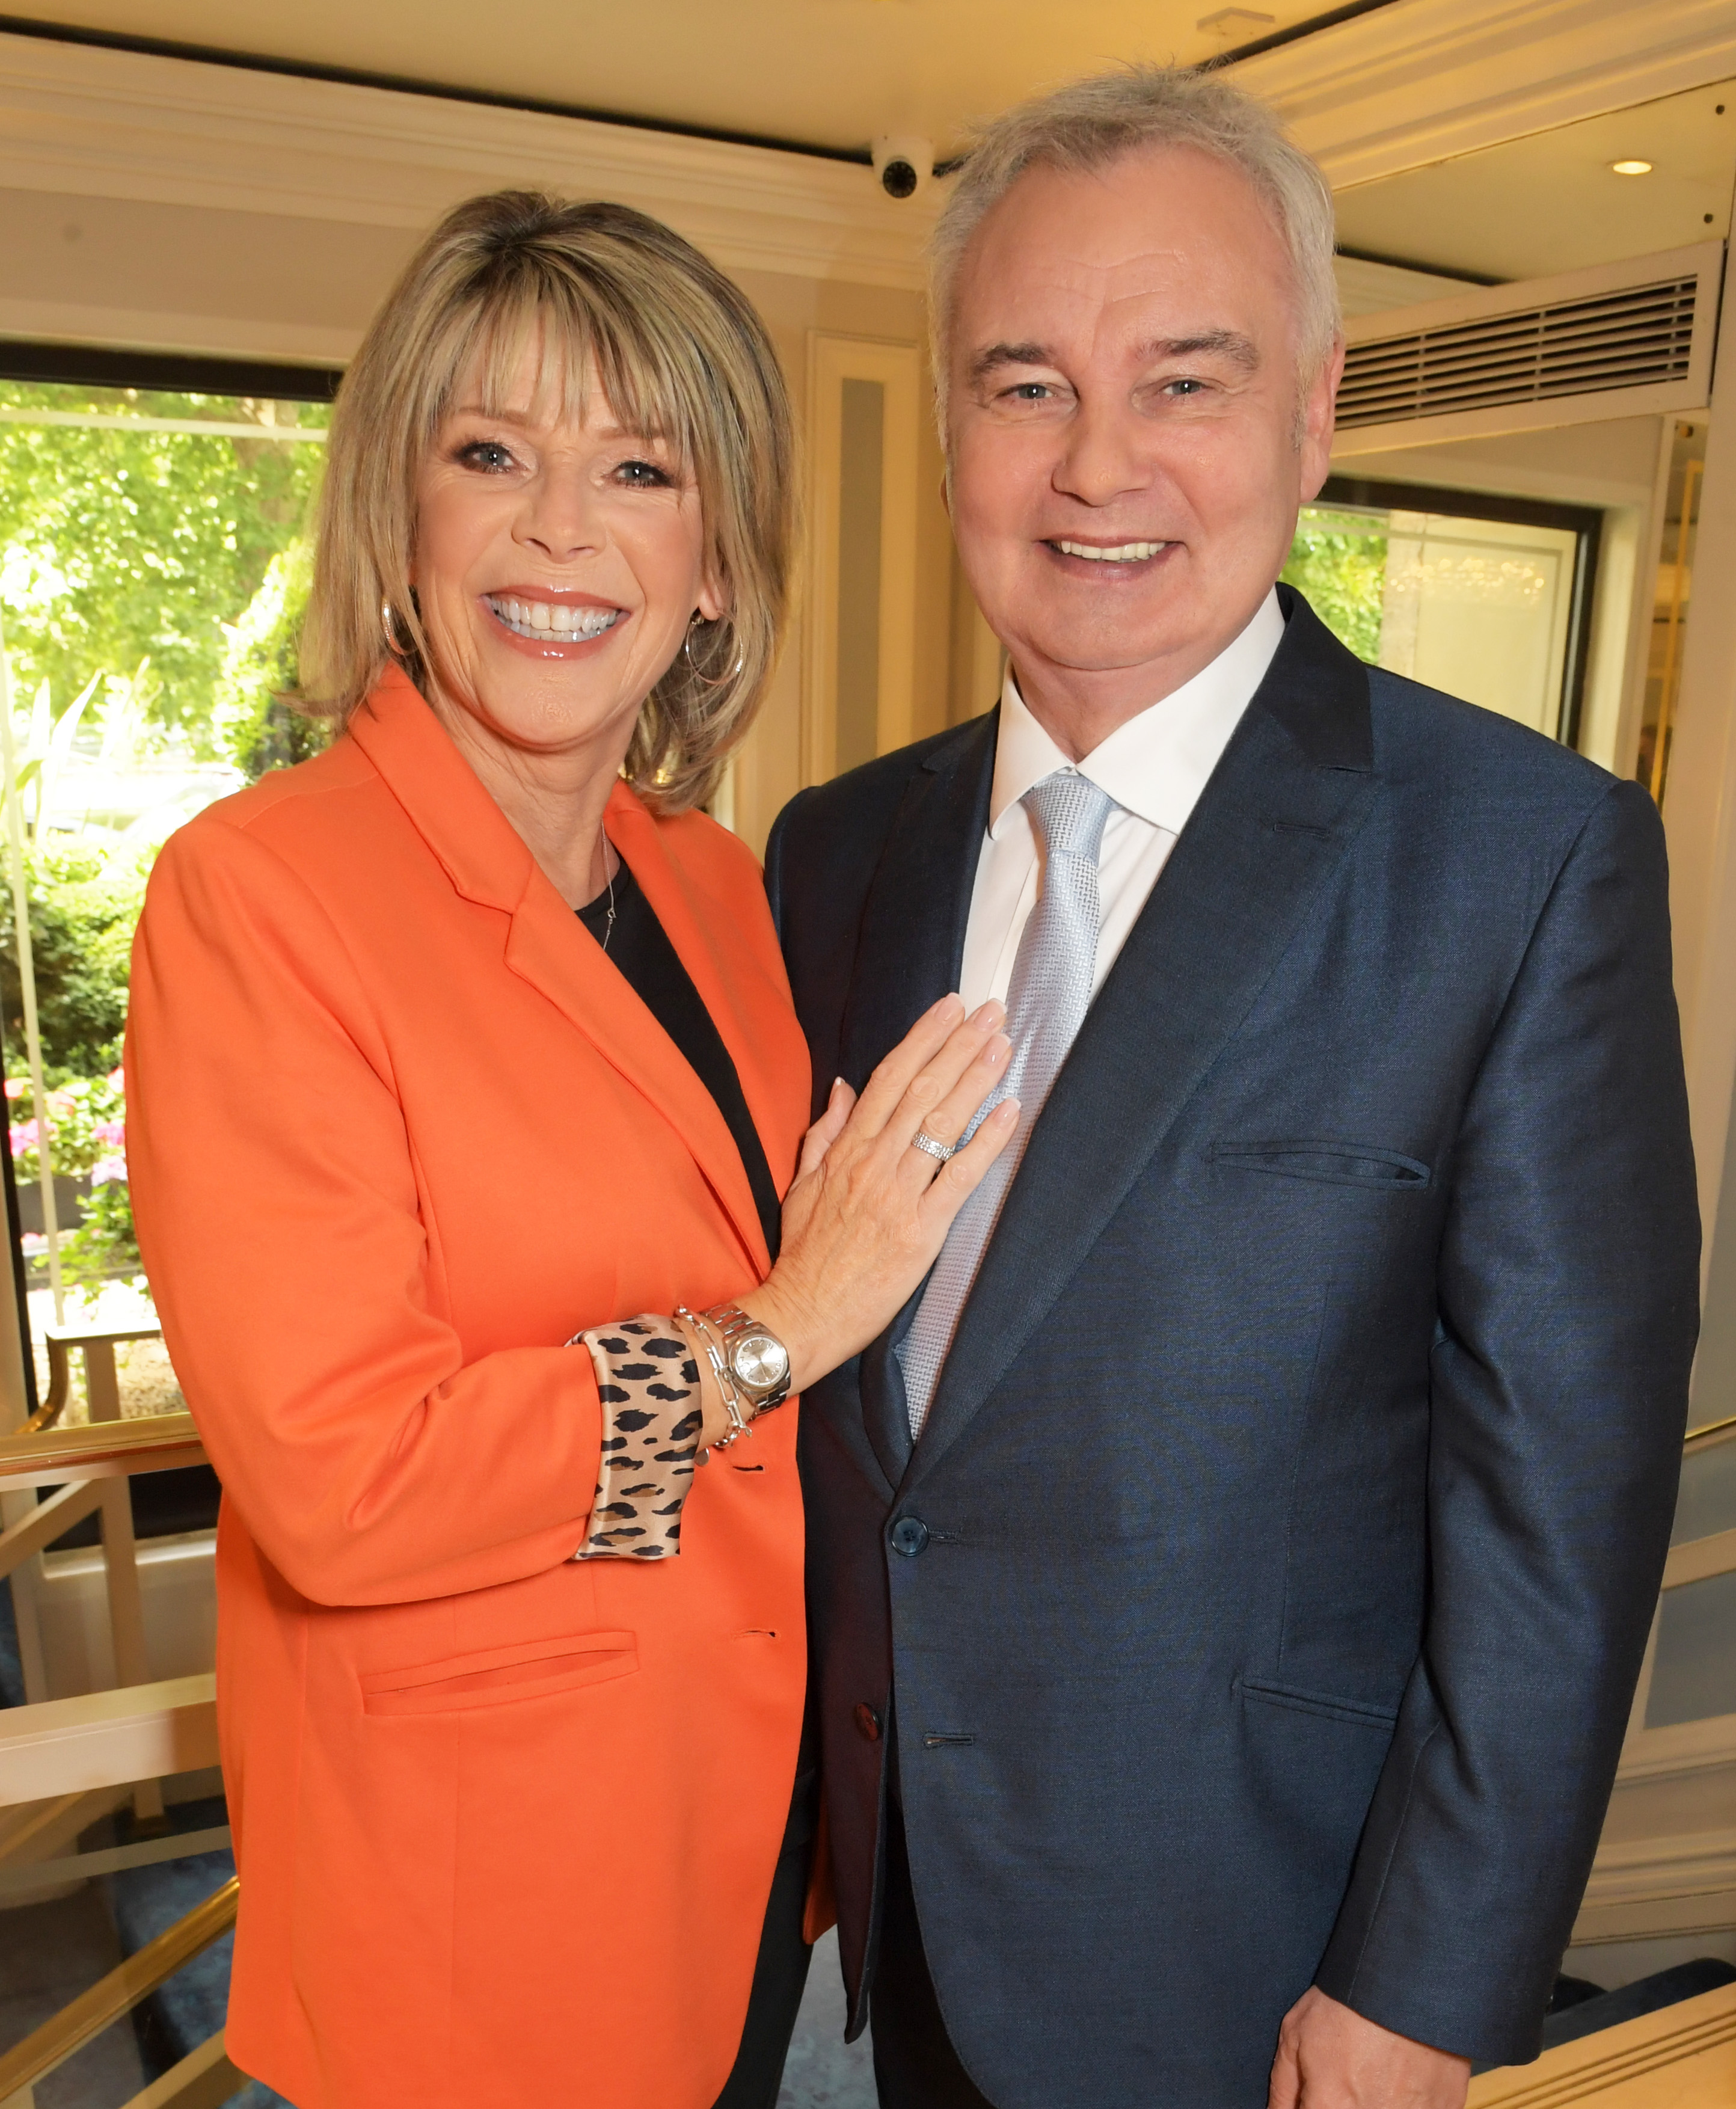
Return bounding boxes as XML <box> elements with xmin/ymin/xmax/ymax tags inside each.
<box><xmin>571</xmin><ymin>1316</ymin><xmax>704</xmax><ymax>1561</ymax></box>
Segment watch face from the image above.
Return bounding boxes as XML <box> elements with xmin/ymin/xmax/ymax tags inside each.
<box><xmin>733</xmin><ymin>1331</ymin><xmax>790</xmax><ymax>1392</ymax></box>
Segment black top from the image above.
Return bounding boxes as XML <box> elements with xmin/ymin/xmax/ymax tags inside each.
<box><xmin>577</xmin><ymin>859</ymin><xmax>781</xmax><ymax>1260</ymax></box>
<box><xmin>580</xmin><ymin>858</ymin><xmax>815</xmax><ymax>1852</ymax></box>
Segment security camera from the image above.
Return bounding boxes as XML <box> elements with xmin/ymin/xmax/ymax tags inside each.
<box><xmin>873</xmin><ymin>136</ymin><xmax>934</xmax><ymax>201</ymax></box>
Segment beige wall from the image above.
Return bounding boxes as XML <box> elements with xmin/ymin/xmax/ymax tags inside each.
<box><xmin>0</xmin><ymin>184</ymin><xmax>416</xmax><ymax>361</ymax></box>
<box><xmin>725</xmin><ymin>269</ymin><xmax>959</xmax><ymax>853</ymax></box>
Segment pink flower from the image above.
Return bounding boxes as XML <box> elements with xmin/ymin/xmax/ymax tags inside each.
<box><xmin>106</xmin><ymin>1067</ymin><xmax>125</xmax><ymax>1093</ymax></box>
<box><xmin>4</xmin><ymin>1078</ymin><xmax>23</xmax><ymax>1099</ymax></box>
<box><xmin>94</xmin><ymin>1120</ymin><xmax>125</xmax><ymax>1147</ymax></box>
<box><xmin>9</xmin><ymin>1120</ymin><xmax>37</xmax><ymax>1157</ymax></box>
<box><xmin>19</xmin><ymin>1232</ymin><xmax>45</xmax><ymax>1254</ymax></box>
<box><xmin>90</xmin><ymin>1152</ymin><xmax>128</xmax><ymax>1187</ymax></box>
<box><xmin>46</xmin><ymin>1089</ymin><xmax>76</xmax><ymax>1117</ymax></box>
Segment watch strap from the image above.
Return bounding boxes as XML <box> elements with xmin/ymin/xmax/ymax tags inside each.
<box><xmin>702</xmin><ymin>1301</ymin><xmax>793</xmax><ymax>1414</ymax></box>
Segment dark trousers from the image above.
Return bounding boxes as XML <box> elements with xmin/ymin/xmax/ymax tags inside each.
<box><xmin>710</xmin><ymin>1829</ymin><xmax>815</xmax><ymax>2109</ymax></box>
<box><xmin>871</xmin><ymin>1800</ymin><xmax>998</xmax><ymax>2109</ymax></box>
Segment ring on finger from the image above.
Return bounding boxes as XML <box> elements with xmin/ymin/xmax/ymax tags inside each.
<box><xmin>910</xmin><ymin>1128</ymin><xmax>957</xmax><ymax>1164</ymax></box>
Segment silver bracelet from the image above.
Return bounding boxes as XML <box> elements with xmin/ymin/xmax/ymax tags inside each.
<box><xmin>675</xmin><ymin>1306</ymin><xmax>753</xmax><ymax>1447</ymax></box>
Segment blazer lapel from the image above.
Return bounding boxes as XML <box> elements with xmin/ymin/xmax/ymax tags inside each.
<box><xmin>845</xmin><ymin>714</ymin><xmax>996</xmax><ymax>1487</ymax></box>
<box><xmin>504</xmin><ymin>817</ymin><xmax>773</xmax><ymax>1276</ymax></box>
<box><xmin>904</xmin><ymin>595</ymin><xmax>1380</xmax><ymax>1490</ymax></box>
<box><xmin>607</xmin><ymin>782</ymin><xmax>815</xmax><ymax>1270</ymax></box>
<box><xmin>348</xmin><ymin>671</ymin><xmax>771</xmax><ymax>1275</ymax></box>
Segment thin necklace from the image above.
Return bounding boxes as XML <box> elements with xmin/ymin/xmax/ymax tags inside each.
<box><xmin>600</xmin><ymin>856</ymin><xmax>617</xmax><ymax>953</ymax></box>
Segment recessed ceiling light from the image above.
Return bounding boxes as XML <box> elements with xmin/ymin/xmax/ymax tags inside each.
<box><xmin>1612</xmin><ymin>159</ymin><xmax>1654</xmax><ymax>176</ymax></box>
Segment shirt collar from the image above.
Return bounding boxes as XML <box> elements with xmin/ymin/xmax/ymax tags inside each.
<box><xmin>989</xmin><ymin>588</ymin><xmax>1286</xmax><ymax>839</ymax></box>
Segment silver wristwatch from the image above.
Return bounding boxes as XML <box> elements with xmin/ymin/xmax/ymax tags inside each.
<box><xmin>702</xmin><ymin>1302</ymin><xmax>793</xmax><ymax>1415</ymax></box>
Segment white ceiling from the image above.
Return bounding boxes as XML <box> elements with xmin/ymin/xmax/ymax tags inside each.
<box><xmin>2</xmin><ymin>0</ymin><xmax>1330</xmax><ymax>158</ymax></box>
<box><xmin>9</xmin><ymin>5</ymin><xmax>1735</xmax><ymax>293</ymax></box>
<box><xmin>1336</xmin><ymin>79</ymin><xmax>1736</xmax><ymax>282</ymax></box>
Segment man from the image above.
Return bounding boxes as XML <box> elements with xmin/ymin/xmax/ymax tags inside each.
<box><xmin>765</xmin><ymin>66</ymin><xmax>1699</xmax><ymax>2109</ymax></box>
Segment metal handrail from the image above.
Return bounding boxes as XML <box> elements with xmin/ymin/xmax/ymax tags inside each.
<box><xmin>1684</xmin><ymin>1411</ymin><xmax>1736</xmax><ymax>1453</ymax></box>
<box><xmin>0</xmin><ymin>1875</ymin><xmax>238</xmax><ymax>2098</ymax></box>
<box><xmin>119</xmin><ymin>2029</ymin><xmax>247</xmax><ymax>2109</ymax></box>
<box><xmin>0</xmin><ymin>1410</ymin><xmax>206</xmax><ymax>1489</ymax></box>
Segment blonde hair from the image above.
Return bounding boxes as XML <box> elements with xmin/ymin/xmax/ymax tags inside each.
<box><xmin>930</xmin><ymin>64</ymin><xmax>1340</xmax><ymax>437</ymax></box>
<box><xmin>301</xmin><ymin>191</ymin><xmax>796</xmax><ymax>811</ymax></box>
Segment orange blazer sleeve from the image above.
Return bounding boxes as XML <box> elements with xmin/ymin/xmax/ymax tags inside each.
<box><xmin>126</xmin><ymin>814</ymin><xmax>604</xmax><ymax>1607</ymax></box>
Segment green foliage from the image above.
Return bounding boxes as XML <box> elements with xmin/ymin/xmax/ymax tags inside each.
<box><xmin>0</xmin><ymin>845</ymin><xmax>146</xmax><ymax>1078</ymax></box>
<box><xmin>8</xmin><ymin>1067</ymin><xmax>122</xmax><ymax>1181</ymax></box>
<box><xmin>8</xmin><ymin>1068</ymin><xmax>138</xmax><ymax>1283</ymax></box>
<box><xmin>0</xmin><ymin>381</ymin><xmax>328</xmax><ymax>757</ymax></box>
<box><xmin>0</xmin><ymin>384</ymin><xmax>333</xmax><ymax>1288</ymax></box>
<box><xmin>211</xmin><ymin>536</ymin><xmax>330</xmax><ymax>780</ymax></box>
<box><xmin>1283</xmin><ymin>506</ymin><xmax>1389</xmax><ymax>665</ymax></box>
<box><xmin>58</xmin><ymin>1175</ymin><xmax>140</xmax><ymax>1284</ymax></box>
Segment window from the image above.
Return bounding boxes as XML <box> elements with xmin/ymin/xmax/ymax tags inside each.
<box><xmin>0</xmin><ymin>349</ymin><xmax>333</xmax><ymax>1411</ymax></box>
<box><xmin>1284</xmin><ymin>477</ymin><xmax>1601</xmax><ymax>747</ymax></box>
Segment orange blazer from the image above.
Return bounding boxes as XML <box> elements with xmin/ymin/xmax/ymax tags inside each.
<box><xmin>126</xmin><ymin>669</ymin><xmax>812</xmax><ymax>2109</ymax></box>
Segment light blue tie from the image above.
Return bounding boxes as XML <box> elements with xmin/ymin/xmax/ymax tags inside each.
<box><xmin>899</xmin><ymin>770</ymin><xmax>1115</xmax><ymax>1439</ymax></box>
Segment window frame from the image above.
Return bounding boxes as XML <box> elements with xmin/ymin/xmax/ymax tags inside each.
<box><xmin>1314</xmin><ymin>473</ymin><xmax>1604</xmax><ymax>749</ymax></box>
<box><xmin>0</xmin><ymin>342</ymin><xmax>341</xmax><ymax>1404</ymax></box>
<box><xmin>0</xmin><ymin>340</ymin><xmax>342</xmax><ymax>404</ymax></box>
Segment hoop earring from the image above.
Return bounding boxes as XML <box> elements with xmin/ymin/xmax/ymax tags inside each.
<box><xmin>683</xmin><ymin>616</ymin><xmax>745</xmax><ymax>690</ymax></box>
<box><xmin>381</xmin><ymin>598</ymin><xmax>409</xmax><ymax>657</ymax></box>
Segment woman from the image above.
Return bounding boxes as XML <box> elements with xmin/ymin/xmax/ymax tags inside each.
<box><xmin>125</xmin><ymin>192</ymin><xmax>1015</xmax><ymax>2109</ymax></box>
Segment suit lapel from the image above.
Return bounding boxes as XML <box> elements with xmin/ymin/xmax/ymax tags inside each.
<box><xmin>843</xmin><ymin>714</ymin><xmax>996</xmax><ymax>1488</ymax></box>
<box><xmin>904</xmin><ymin>595</ymin><xmax>1379</xmax><ymax>1490</ymax></box>
<box><xmin>839</xmin><ymin>713</ymin><xmax>998</xmax><ymax>1090</ymax></box>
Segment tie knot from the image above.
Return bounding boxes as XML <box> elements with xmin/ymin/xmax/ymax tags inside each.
<box><xmin>1023</xmin><ymin>770</ymin><xmax>1114</xmax><ymax>864</ymax></box>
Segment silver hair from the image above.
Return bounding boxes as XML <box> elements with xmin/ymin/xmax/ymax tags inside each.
<box><xmin>928</xmin><ymin>63</ymin><xmax>1341</xmax><ymax>436</ymax></box>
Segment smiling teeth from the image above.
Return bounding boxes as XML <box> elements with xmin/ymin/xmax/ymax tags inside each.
<box><xmin>486</xmin><ymin>595</ymin><xmax>623</xmax><ymax>640</ymax></box>
<box><xmin>1055</xmin><ymin>540</ymin><xmax>1167</xmax><ymax>562</ymax></box>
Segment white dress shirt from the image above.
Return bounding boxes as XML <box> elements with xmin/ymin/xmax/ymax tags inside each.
<box><xmin>959</xmin><ymin>591</ymin><xmax>1287</xmax><ymax>1013</ymax></box>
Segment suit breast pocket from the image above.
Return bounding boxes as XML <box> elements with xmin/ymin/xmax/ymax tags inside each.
<box><xmin>360</xmin><ymin>1630</ymin><xmax>638</xmax><ymax>1716</ymax></box>
<box><xmin>1212</xmin><ymin>1139</ymin><xmax>1432</xmax><ymax>1191</ymax></box>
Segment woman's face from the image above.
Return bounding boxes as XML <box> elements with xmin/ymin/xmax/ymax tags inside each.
<box><xmin>411</xmin><ymin>335</ymin><xmax>722</xmax><ymax>760</ymax></box>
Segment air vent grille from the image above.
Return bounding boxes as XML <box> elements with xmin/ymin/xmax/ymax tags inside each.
<box><xmin>1339</xmin><ymin>276</ymin><xmax>1699</xmax><ymax>430</ymax></box>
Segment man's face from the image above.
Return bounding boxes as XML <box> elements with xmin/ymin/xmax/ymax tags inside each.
<box><xmin>946</xmin><ymin>145</ymin><xmax>1341</xmax><ymax>728</ymax></box>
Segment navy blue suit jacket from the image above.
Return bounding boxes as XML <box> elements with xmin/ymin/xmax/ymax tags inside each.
<box><xmin>764</xmin><ymin>590</ymin><xmax>1699</xmax><ymax>2106</ymax></box>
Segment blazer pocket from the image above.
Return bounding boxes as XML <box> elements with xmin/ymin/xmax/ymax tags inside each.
<box><xmin>1213</xmin><ymin>1140</ymin><xmax>1432</xmax><ymax>1191</ymax></box>
<box><xmin>360</xmin><ymin>1630</ymin><xmax>638</xmax><ymax>1716</ymax></box>
<box><xmin>1236</xmin><ymin>1677</ymin><xmax>1400</xmax><ymax>1729</ymax></box>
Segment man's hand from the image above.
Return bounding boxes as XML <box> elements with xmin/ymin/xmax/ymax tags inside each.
<box><xmin>1269</xmin><ymin>1988</ymin><xmax>1471</xmax><ymax>2109</ymax></box>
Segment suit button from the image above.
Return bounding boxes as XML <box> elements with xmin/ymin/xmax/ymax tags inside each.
<box><xmin>890</xmin><ymin>1516</ymin><xmax>930</xmax><ymax>1558</ymax></box>
<box><xmin>854</xmin><ymin>1702</ymin><xmax>883</xmax><ymax>1743</ymax></box>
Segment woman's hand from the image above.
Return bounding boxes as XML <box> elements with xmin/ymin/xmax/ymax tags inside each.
<box><xmin>744</xmin><ymin>993</ymin><xmax>1017</xmax><ymax>1398</ymax></box>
